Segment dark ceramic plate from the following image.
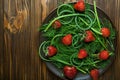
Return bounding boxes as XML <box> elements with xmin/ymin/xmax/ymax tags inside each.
<box><xmin>40</xmin><ymin>2</ymin><xmax>116</xmax><ymax>80</ymax></box>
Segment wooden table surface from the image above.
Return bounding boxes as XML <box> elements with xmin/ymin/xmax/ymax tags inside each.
<box><xmin>0</xmin><ymin>0</ymin><xmax>120</xmax><ymax>80</ymax></box>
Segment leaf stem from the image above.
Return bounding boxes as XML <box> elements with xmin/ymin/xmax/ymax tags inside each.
<box><xmin>44</xmin><ymin>14</ymin><xmax>80</xmax><ymax>32</ymax></box>
<box><xmin>55</xmin><ymin>59</ymin><xmax>72</xmax><ymax>66</ymax></box>
<box><xmin>76</xmin><ymin>67</ymin><xmax>87</xmax><ymax>74</ymax></box>
<box><xmin>44</xmin><ymin>13</ymin><xmax>92</xmax><ymax>32</ymax></box>
<box><xmin>97</xmin><ymin>38</ymin><xmax>107</xmax><ymax>50</ymax></box>
<box><xmin>91</xmin><ymin>27</ymin><xmax>102</xmax><ymax>35</ymax></box>
<box><xmin>94</xmin><ymin>33</ymin><xmax>107</xmax><ymax>50</ymax></box>
<box><xmin>93</xmin><ymin>0</ymin><xmax>101</xmax><ymax>29</ymax></box>
<box><xmin>51</xmin><ymin>34</ymin><xmax>63</xmax><ymax>45</ymax></box>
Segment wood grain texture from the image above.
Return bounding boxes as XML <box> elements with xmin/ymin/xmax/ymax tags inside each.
<box><xmin>0</xmin><ymin>0</ymin><xmax>4</xmax><ymax>80</ymax></box>
<box><xmin>0</xmin><ymin>0</ymin><xmax>120</xmax><ymax>80</ymax></box>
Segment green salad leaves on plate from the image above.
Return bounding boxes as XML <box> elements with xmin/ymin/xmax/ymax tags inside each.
<box><xmin>39</xmin><ymin>0</ymin><xmax>116</xmax><ymax>80</ymax></box>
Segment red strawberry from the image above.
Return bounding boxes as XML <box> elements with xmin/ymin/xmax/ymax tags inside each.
<box><xmin>84</xmin><ymin>30</ymin><xmax>95</xmax><ymax>42</ymax></box>
<box><xmin>63</xmin><ymin>66</ymin><xmax>77</xmax><ymax>79</ymax></box>
<box><xmin>101</xmin><ymin>27</ymin><xmax>110</xmax><ymax>37</ymax></box>
<box><xmin>99</xmin><ymin>50</ymin><xmax>109</xmax><ymax>60</ymax></box>
<box><xmin>74</xmin><ymin>0</ymin><xmax>85</xmax><ymax>12</ymax></box>
<box><xmin>52</xmin><ymin>20</ymin><xmax>61</xmax><ymax>29</ymax></box>
<box><xmin>90</xmin><ymin>69</ymin><xmax>99</xmax><ymax>80</ymax></box>
<box><xmin>48</xmin><ymin>46</ymin><xmax>57</xmax><ymax>57</ymax></box>
<box><xmin>62</xmin><ymin>34</ymin><xmax>72</xmax><ymax>45</ymax></box>
<box><xmin>78</xmin><ymin>49</ymin><xmax>88</xmax><ymax>59</ymax></box>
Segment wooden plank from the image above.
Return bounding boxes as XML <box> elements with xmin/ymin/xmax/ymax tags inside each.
<box><xmin>111</xmin><ymin>0</ymin><xmax>120</xmax><ymax>79</ymax></box>
<box><xmin>4</xmin><ymin>0</ymin><xmax>31</xmax><ymax>80</ymax></box>
<box><xmin>0</xmin><ymin>0</ymin><xmax>4</xmax><ymax>79</ymax></box>
<box><xmin>3</xmin><ymin>0</ymin><xmax>11</xmax><ymax>79</ymax></box>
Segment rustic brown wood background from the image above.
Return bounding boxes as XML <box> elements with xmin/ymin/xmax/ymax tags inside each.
<box><xmin>0</xmin><ymin>0</ymin><xmax>120</xmax><ymax>80</ymax></box>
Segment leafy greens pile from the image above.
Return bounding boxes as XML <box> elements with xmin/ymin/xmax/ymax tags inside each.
<box><xmin>39</xmin><ymin>1</ymin><xmax>116</xmax><ymax>75</ymax></box>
